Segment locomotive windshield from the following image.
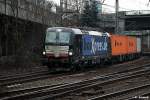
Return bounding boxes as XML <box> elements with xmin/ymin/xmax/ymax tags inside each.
<box><xmin>46</xmin><ymin>31</ymin><xmax>57</xmax><ymax>43</ymax></box>
<box><xmin>45</xmin><ymin>31</ymin><xmax>71</xmax><ymax>44</ymax></box>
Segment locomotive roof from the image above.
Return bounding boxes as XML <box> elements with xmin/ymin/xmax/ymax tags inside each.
<box><xmin>47</xmin><ymin>27</ymin><xmax>111</xmax><ymax>36</ymax></box>
<box><xmin>102</xmin><ymin>32</ymin><xmax>111</xmax><ymax>37</ymax></box>
<box><xmin>88</xmin><ymin>31</ymin><xmax>103</xmax><ymax>36</ymax></box>
<box><xmin>47</xmin><ymin>27</ymin><xmax>83</xmax><ymax>34</ymax></box>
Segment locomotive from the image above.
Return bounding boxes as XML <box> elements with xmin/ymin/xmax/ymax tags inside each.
<box><xmin>42</xmin><ymin>27</ymin><xmax>141</xmax><ymax>70</ymax></box>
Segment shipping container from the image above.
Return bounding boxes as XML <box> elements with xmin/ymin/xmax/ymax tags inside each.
<box><xmin>137</xmin><ymin>38</ymin><xmax>141</xmax><ymax>53</ymax></box>
<box><xmin>127</xmin><ymin>36</ymin><xmax>137</xmax><ymax>54</ymax></box>
<box><xmin>81</xmin><ymin>34</ymin><xmax>109</xmax><ymax>58</ymax></box>
<box><xmin>111</xmin><ymin>35</ymin><xmax>128</xmax><ymax>56</ymax></box>
<box><xmin>142</xmin><ymin>34</ymin><xmax>150</xmax><ymax>52</ymax></box>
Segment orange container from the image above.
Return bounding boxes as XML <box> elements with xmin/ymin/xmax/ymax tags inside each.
<box><xmin>110</xmin><ymin>35</ymin><xmax>128</xmax><ymax>56</ymax></box>
<box><xmin>127</xmin><ymin>36</ymin><xmax>137</xmax><ymax>54</ymax></box>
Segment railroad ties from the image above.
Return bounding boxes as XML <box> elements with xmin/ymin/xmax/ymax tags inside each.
<box><xmin>0</xmin><ymin>57</ymin><xmax>150</xmax><ymax>100</ymax></box>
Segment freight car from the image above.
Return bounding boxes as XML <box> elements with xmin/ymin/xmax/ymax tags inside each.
<box><xmin>109</xmin><ymin>34</ymin><xmax>140</xmax><ymax>62</ymax></box>
<box><xmin>42</xmin><ymin>27</ymin><xmax>141</xmax><ymax>70</ymax></box>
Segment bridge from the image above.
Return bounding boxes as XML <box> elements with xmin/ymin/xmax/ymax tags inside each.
<box><xmin>100</xmin><ymin>10</ymin><xmax>150</xmax><ymax>32</ymax></box>
<box><xmin>124</xmin><ymin>10</ymin><xmax>150</xmax><ymax>31</ymax></box>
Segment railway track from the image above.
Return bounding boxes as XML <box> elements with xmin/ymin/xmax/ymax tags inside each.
<box><xmin>90</xmin><ymin>70</ymin><xmax>150</xmax><ymax>100</ymax></box>
<box><xmin>45</xmin><ymin>65</ymin><xmax>150</xmax><ymax>100</ymax></box>
<box><xmin>0</xmin><ymin>69</ymin><xmax>51</xmax><ymax>86</ymax></box>
<box><xmin>0</xmin><ymin>57</ymin><xmax>148</xmax><ymax>87</ymax></box>
<box><xmin>89</xmin><ymin>84</ymin><xmax>150</xmax><ymax>100</ymax></box>
<box><xmin>1</xmin><ymin>62</ymin><xmax>150</xmax><ymax>100</ymax></box>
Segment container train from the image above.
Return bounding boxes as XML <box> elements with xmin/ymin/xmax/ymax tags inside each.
<box><xmin>42</xmin><ymin>27</ymin><xmax>141</xmax><ymax>70</ymax></box>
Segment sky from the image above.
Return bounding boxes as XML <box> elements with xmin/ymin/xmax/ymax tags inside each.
<box><xmin>50</xmin><ymin>0</ymin><xmax>150</xmax><ymax>13</ymax></box>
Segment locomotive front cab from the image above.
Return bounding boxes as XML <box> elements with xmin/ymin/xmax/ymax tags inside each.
<box><xmin>43</xmin><ymin>27</ymin><xmax>81</xmax><ymax>67</ymax></box>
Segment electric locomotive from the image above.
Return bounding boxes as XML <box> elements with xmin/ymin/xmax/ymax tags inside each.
<box><xmin>42</xmin><ymin>27</ymin><xmax>110</xmax><ymax>70</ymax></box>
<box><xmin>42</xmin><ymin>27</ymin><xmax>83</xmax><ymax>69</ymax></box>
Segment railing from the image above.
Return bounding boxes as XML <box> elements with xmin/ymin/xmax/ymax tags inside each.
<box><xmin>122</xmin><ymin>30</ymin><xmax>150</xmax><ymax>35</ymax></box>
<box><xmin>126</xmin><ymin>10</ymin><xmax>150</xmax><ymax>15</ymax></box>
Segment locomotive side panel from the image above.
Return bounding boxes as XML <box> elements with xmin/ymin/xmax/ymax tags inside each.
<box><xmin>81</xmin><ymin>35</ymin><xmax>109</xmax><ymax>58</ymax></box>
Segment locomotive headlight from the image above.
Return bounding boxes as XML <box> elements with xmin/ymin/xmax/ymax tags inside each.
<box><xmin>43</xmin><ymin>51</ymin><xmax>46</xmax><ymax>55</ymax></box>
<box><xmin>69</xmin><ymin>52</ymin><xmax>73</xmax><ymax>56</ymax></box>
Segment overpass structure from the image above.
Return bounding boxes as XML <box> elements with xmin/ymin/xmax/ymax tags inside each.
<box><xmin>124</xmin><ymin>10</ymin><xmax>150</xmax><ymax>31</ymax></box>
<box><xmin>100</xmin><ymin>10</ymin><xmax>150</xmax><ymax>33</ymax></box>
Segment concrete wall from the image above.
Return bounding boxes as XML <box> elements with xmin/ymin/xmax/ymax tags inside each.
<box><xmin>0</xmin><ymin>14</ymin><xmax>49</xmax><ymax>65</ymax></box>
<box><xmin>0</xmin><ymin>0</ymin><xmax>60</xmax><ymax>25</ymax></box>
<box><xmin>0</xmin><ymin>14</ymin><xmax>48</xmax><ymax>56</ymax></box>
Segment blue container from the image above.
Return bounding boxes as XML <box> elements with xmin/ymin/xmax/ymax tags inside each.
<box><xmin>82</xmin><ymin>34</ymin><xmax>108</xmax><ymax>57</ymax></box>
